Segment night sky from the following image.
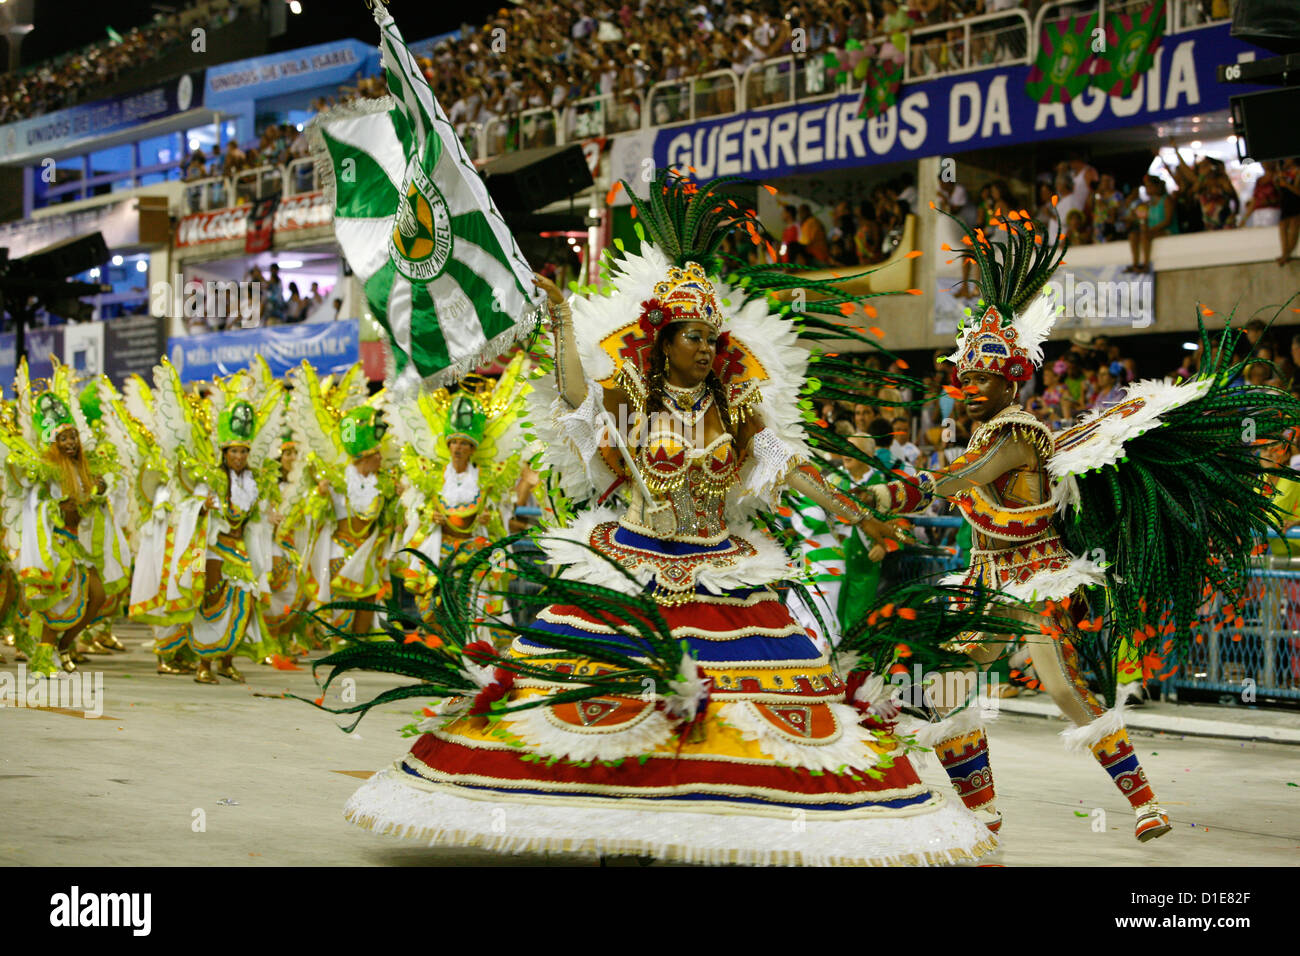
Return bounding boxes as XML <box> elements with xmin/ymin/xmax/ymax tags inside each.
<box><xmin>17</xmin><ymin>0</ymin><xmax>507</xmax><ymax>67</ymax></box>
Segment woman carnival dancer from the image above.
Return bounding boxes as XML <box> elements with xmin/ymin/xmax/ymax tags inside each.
<box><xmin>0</xmin><ymin>387</ymin><xmax>22</xmax><ymax>665</ymax></box>
<box><xmin>73</xmin><ymin>377</ymin><xmax>132</xmax><ymax>656</ymax></box>
<box><xmin>266</xmin><ymin>426</ymin><xmax>313</xmax><ymax>657</ymax></box>
<box><xmin>292</xmin><ymin>360</ymin><xmax>398</xmax><ymax>646</ymax></box>
<box><xmin>118</xmin><ymin>371</ymin><xmax>197</xmax><ymax>675</ymax></box>
<box><xmin>389</xmin><ymin>354</ymin><xmax>529</xmax><ymax>625</ymax></box>
<box><xmin>4</xmin><ymin>359</ymin><xmax>130</xmax><ymax>676</ymax></box>
<box><xmin>145</xmin><ymin>359</ymin><xmax>284</xmax><ymax>684</ymax></box>
<box><xmin>321</xmin><ymin>171</ymin><xmax>1023</xmax><ymax>866</ymax></box>
<box><xmin>858</xmin><ymin>200</ymin><xmax>1300</xmax><ymax>841</ymax></box>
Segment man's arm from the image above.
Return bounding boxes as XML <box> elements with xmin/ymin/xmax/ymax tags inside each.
<box><xmin>860</xmin><ymin>430</ymin><xmax>1037</xmax><ymax>514</ymax></box>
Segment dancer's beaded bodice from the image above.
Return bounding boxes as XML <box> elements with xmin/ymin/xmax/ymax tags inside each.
<box><xmin>623</xmin><ymin>427</ymin><xmax>741</xmax><ymax>541</ymax></box>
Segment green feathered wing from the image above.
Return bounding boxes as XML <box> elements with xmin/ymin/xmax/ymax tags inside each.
<box><xmin>1051</xmin><ymin>315</ymin><xmax>1300</xmax><ymax>698</ymax></box>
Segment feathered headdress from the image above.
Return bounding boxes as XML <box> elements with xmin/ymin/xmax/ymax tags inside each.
<box><xmin>31</xmin><ymin>358</ymin><xmax>91</xmax><ymax>447</ymax></box>
<box><xmin>939</xmin><ymin>203</ymin><xmax>1067</xmax><ymax>382</ymax></box>
<box><xmin>340</xmin><ymin>405</ymin><xmax>387</xmax><ymax>459</ymax></box>
<box><xmin>444</xmin><ymin>393</ymin><xmax>486</xmax><ymax>447</ymax></box>
<box><xmin>547</xmin><ymin>169</ymin><xmax>932</xmax><ymax>476</ymax></box>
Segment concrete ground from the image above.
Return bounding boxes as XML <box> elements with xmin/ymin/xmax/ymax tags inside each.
<box><xmin>2</xmin><ymin>623</ymin><xmax>1297</xmax><ymax>867</ymax></box>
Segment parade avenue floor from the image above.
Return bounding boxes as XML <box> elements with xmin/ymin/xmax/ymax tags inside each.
<box><xmin>2</xmin><ymin>624</ymin><xmax>1297</xmax><ymax>867</ymax></box>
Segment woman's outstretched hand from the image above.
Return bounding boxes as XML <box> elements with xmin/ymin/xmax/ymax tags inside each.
<box><xmin>533</xmin><ymin>272</ymin><xmax>566</xmax><ymax>307</ymax></box>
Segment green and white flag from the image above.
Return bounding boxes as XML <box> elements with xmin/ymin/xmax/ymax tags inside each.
<box><xmin>308</xmin><ymin>6</ymin><xmax>542</xmax><ymax>392</ymax></box>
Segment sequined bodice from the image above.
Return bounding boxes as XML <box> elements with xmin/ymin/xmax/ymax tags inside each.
<box><xmin>621</xmin><ymin>427</ymin><xmax>741</xmax><ymax>542</ymax></box>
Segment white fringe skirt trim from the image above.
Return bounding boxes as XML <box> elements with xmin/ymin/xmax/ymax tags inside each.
<box><xmin>717</xmin><ymin>701</ymin><xmax>886</xmax><ymax>774</ymax></box>
<box><xmin>904</xmin><ymin>706</ymin><xmax>992</xmax><ymax>750</ymax></box>
<box><xmin>344</xmin><ymin>767</ymin><xmax>999</xmax><ymax>866</ymax></box>
<box><xmin>497</xmin><ymin>703</ymin><xmax>676</xmax><ymax>763</ymax></box>
<box><xmin>940</xmin><ymin>553</ymin><xmax>1106</xmax><ymax>604</ymax></box>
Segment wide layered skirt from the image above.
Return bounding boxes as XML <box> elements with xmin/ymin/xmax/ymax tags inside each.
<box><xmin>344</xmin><ymin>522</ymin><xmax>997</xmax><ymax>865</ymax></box>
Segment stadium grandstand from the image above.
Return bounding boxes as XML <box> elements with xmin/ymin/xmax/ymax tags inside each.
<box><xmin>0</xmin><ymin>0</ymin><xmax>1297</xmax><ymax>706</ymax></box>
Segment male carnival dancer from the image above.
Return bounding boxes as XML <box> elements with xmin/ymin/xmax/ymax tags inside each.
<box><xmin>861</xmin><ymin>204</ymin><xmax>1300</xmax><ymax>843</ymax></box>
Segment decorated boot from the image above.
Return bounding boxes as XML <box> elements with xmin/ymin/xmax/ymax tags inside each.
<box><xmin>917</xmin><ymin>709</ymin><xmax>1001</xmax><ymax>834</ymax></box>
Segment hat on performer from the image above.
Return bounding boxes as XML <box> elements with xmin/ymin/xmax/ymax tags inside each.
<box><xmin>218</xmin><ymin>399</ymin><xmax>256</xmax><ymax>449</ymax></box>
<box><xmin>35</xmin><ymin>391</ymin><xmax>75</xmax><ymax>445</ymax></box>
<box><xmin>940</xmin><ymin>202</ymin><xmax>1067</xmax><ymax>384</ymax></box>
<box><xmin>340</xmin><ymin>405</ymin><xmax>387</xmax><ymax>459</ymax></box>
<box><xmin>444</xmin><ymin>393</ymin><xmax>486</xmax><ymax>447</ymax></box>
<box><xmin>637</xmin><ymin>262</ymin><xmax>724</xmax><ymax>339</ymax></box>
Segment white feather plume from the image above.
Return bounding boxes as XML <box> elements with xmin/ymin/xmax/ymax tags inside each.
<box><xmin>1012</xmin><ymin>286</ymin><xmax>1062</xmax><ymax>370</ymax></box>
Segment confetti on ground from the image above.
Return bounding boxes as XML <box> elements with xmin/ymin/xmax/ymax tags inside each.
<box><xmin>217</xmin><ymin>798</ymin><xmax>239</xmax><ymax>806</ymax></box>
<box><xmin>1073</xmin><ymin>811</ymin><xmax>1089</xmax><ymax>817</ymax></box>
<box><xmin>1288</xmin><ymin>782</ymin><xmax>1298</xmax><ymax>787</ymax></box>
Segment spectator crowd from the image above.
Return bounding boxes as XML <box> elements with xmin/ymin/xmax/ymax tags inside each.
<box><xmin>182</xmin><ymin>263</ymin><xmax>339</xmax><ymax>336</ymax></box>
<box><xmin>180</xmin><ymin>121</ymin><xmax>315</xmax><ymax>207</ymax></box>
<box><xmin>0</xmin><ymin>1</ymin><xmax>251</xmax><ymax>126</ymax></box>
<box><xmin>772</xmin><ymin>144</ymin><xmax>1300</xmax><ymax>278</ymax></box>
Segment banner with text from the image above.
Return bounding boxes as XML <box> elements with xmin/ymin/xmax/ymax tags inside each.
<box><xmin>204</xmin><ymin>40</ymin><xmax>378</xmax><ymax>107</ymax></box>
<box><xmin>0</xmin><ymin>71</ymin><xmax>204</xmax><ymax>165</ymax></box>
<box><xmin>175</xmin><ymin>191</ymin><xmax>331</xmax><ymax>248</ymax></box>
<box><xmin>166</xmin><ymin>319</ymin><xmax>359</xmax><ymax>382</ymax></box>
<box><xmin>628</xmin><ymin>24</ymin><xmax>1264</xmax><ymax>179</ymax></box>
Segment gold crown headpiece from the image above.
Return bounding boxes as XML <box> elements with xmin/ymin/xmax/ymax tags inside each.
<box><xmin>640</xmin><ymin>262</ymin><xmax>723</xmax><ymax>334</ymax></box>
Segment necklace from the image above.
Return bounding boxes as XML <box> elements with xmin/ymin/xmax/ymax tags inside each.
<box><xmin>662</xmin><ymin>380</ymin><xmax>711</xmax><ymax>426</ymax></box>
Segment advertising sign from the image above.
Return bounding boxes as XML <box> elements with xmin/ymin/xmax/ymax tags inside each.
<box><xmin>166</xmin><ymin>319</ymin><xmax>359</xmax><ymax>381</ymax></box>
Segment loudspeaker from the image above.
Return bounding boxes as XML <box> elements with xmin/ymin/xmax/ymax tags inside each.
<box><xmin>16</xmin><ymin>232</ymin><xmax>109</xmax><ymax>279</ymax></box>
<box><xmin>1231</xmin><ymin>87</ymin><xmax>1300</xmax><ymax>161</ymax></box>
<box><xmin>1231</xmin><ymin>0</ymin><xmax>1300</xmax><ymax>54</ymax></box>
<box><xmin>482</xmin><ymin>144</ymin><xmax>593</xmax><ymax>213</ymax></box>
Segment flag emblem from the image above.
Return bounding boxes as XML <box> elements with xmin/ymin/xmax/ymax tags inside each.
<box><xmin>390</xmin><ymin>160</ymin><xmax>453</xmax><ymax>282</ymax></box>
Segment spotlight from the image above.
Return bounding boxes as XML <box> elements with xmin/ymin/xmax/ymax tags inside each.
<box><xmin>136</xmin><ymin>260</ymin><xmax>148</xmax><ymax>272</ymax></box>
<box><xmin>1183</xmin><ymin>342</ymin><xmax>1198</xmax><ymax>351</ymax></box>
<box><xmin>112</xmin><ymin>255</ymin><xmax>123</xmax><ymax>266</ymax></box>
<box><xmin>289</xmin><ymin>0</ymin><xmax>302</xmax><ymax>13</ymax></box>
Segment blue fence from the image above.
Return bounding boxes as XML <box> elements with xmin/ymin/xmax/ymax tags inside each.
<box><xmin>1174</xmin><ymin>562</ymin><xmax>1300</xmax><ymax>703</ymax></box>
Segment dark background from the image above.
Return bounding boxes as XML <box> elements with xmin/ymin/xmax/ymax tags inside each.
<box><xmin>17</xmin><ymin>0</ymin><xmax>507</xmax><ymax>66</ymax></box>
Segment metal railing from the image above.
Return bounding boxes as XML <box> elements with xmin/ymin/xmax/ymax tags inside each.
<box><xmin>182</xmin><ymin>175</ymin><xmax>229</xmax><ymax>214</ymax></box>
<box><xmin>904</xmin><ymin>9</ymin><xmax>1032</xmax><ymax>82</ymax></box>
<box><xmin>482</xmin><ymin>106</ymin><xmax>560</xmax><ymax>156</ymax></box>
<box><xmin>646</xmin><ymin>69</ymin><xmax>740</xmax><ymax>129</ymax></box>
<box><xmin>179</xmin><ymin>157</ymin><xmax>326</xmax><ymax>217</ymax></box>
<box><xmin>564</xmin><ymin>90</ymin><xmax>645</xmax><ymax>139</ymax></box>
<box><xmin>1031</xmin><ymin>0</ymin><xmax>1213</xmax><ymax>50</ymax></box>
<box><xmin>285</xmin><ymin>156</ymin><xmax>319</xmax><ymax>195</ymax></box>
<box><xmin>1173</xmin><ymin>562</ymin><xmax>1300</xmax><ymax>702</ymax></box>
